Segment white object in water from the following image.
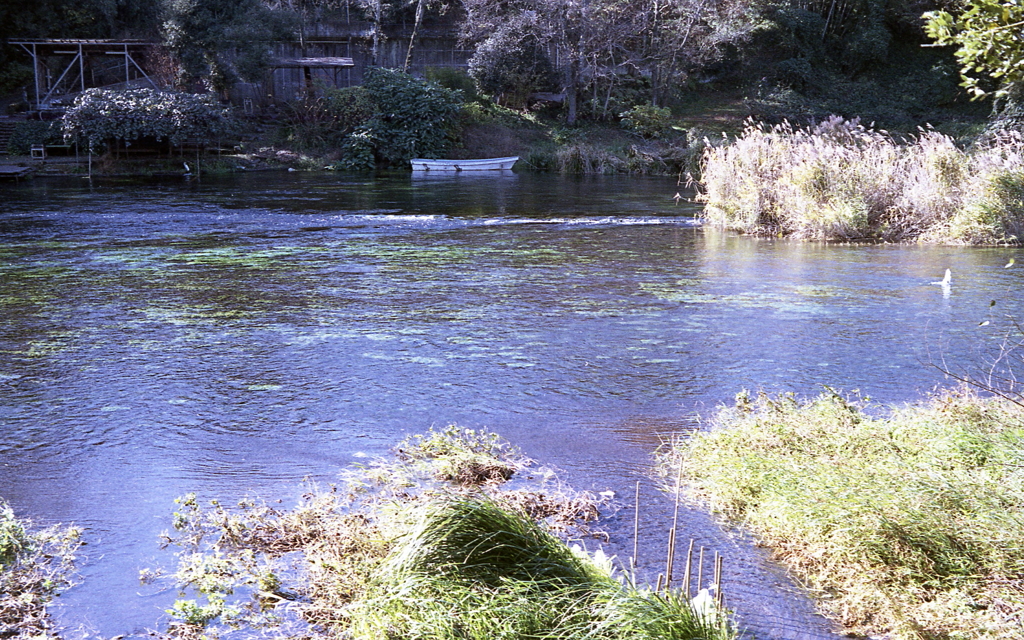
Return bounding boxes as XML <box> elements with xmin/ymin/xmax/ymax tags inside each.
<box><xmin>932</xmin><ymin>269</ymin><xmax>951</xmax><ymax>286</ymax></box>
<box><xmin>410</xmin><ymin>156</ymin><xmax>518</xmax><ymax>171</ymax></box>
<box><xmin>691</xmin><ymin>585</ymin><xmax>719</xmax><ymax>619</ymax></box>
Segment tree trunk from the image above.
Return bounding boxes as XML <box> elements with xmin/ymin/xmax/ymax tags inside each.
<box><xmin>371</xmin><ymin>0</ymin><xmax>382</xmax><ymax>66</ymax></box>
<box><xmin>565</xmin><ymin>57</ymin><xmax>579</xmax><ymax>125</ymax></box>
<box><xmin>404</xmin><ymin>0</ymin><xmax>426</xmax><ymax>73</ymax></box>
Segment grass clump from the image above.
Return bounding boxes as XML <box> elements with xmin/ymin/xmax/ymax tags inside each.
<box><xmin>349</xmin><ymin>496</ymin><xmax>734</xmax><ymax>640</ymax></box>
<box><xmin>657</xmin><ymin>388</ymin><xmax>1024</xmax><ymax>639</ymax></box>
<box><xmin>0</xmin><ymin>501</ymin><xmax>82</xmax><ymax>638</ymax></box>
<box><xmin>699</xmin><ymin>118</ymin><xmax>1024</xmax><ymax>244</ymax></box>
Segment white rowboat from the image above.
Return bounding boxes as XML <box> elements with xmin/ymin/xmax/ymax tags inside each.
<box><xmin>410</xmin><ymin>156</ymin><xmax>518</xmax><ymax>172</ymax></box>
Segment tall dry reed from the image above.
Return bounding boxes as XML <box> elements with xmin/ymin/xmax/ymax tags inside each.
<box><xmin>700</xmin><ymin>117</ymin><xmax>1024</xmax><ymax>244</ymax></box>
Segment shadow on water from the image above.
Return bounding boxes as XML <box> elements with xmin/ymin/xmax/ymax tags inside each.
<box><xmin>2</xmin><ymin>172</ymin><xmax>1023</xmax><ymax>638</ymax></box>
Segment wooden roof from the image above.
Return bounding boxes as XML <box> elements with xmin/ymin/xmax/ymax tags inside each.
<box><xmin>274</xmin><ymin>57</ymin><xmax>354</xmax><ymax>68</ymax></box>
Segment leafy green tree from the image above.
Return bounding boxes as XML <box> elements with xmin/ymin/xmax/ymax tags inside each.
<box><xmin>925</xmin><ymin>0</ymin><xmax>1024</xmax><ymax>99</ymax></box>
<box><xmin>468</xmin><ymin>17</ymin><xmax>558</xmax><ymax>107</ymax></box>
<box><xmin>459</xmin><ymin>0</ymin><xmax>760</xmax><ymax>122</ymax></box>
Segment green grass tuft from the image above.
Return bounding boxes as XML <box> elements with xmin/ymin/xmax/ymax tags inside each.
<box><xmin>352</xmin><ymin>496</ymin><xmax>735</xmax><ymax>640</ymax></box>
<box><xmin>382</xmin><ymin>497</ymin><xmax>610</xmax><ymax>591</ymax></box>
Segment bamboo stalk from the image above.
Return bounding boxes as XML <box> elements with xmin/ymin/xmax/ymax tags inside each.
<box><xmin>682</xmin><ymin>538</ymin><xmax>694</xmax><ymax>599</ymax></box>
<box><xmin>671</xmin><ymin>463</ymin><xmax>683</xmax><ymax>530</ymax></box>
<box><xmin>665</xmin><ymin>462</ymin><xmax>683</xmax><ymax>591</ymax></box>
<box><xmin>665</xmin><ymin>527</ymin><xmax>676</xmax><ymax>589</ymax></box>
<box><xmin>655</xmin><ymin>573</ymin><xmax>664</xmax><ymax>593</ymax></box>
<box><xmin>632</xmin><ymin>480</ymin><xmax>640</xmax><ymax>569</ymax></box>
<box><xmin>715</xmin><ymin>552</ymin><xmax>724</xmax><ymax>607</ymax></box>
<box><xmin>697</xmin><ymin>546</ymin><xmax>705</xmax><ymax>592</ymax></box>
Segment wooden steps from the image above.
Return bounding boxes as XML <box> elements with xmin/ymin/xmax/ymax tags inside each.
<box><xmin>0</xmin><ymin>120</ymin><xmax>18</xmax><ymax>155</ymax></box>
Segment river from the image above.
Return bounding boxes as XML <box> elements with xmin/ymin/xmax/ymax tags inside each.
<box><xmin>2</xmin><ymin>171</ymin><xmax>1022</xmax><ymax>639</ymax></box>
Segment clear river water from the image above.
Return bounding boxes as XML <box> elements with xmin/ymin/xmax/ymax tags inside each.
<box><xmin>2</xmin><ymin>171</ymin><xmax>1023</xmax><ymax>639</ymax></box>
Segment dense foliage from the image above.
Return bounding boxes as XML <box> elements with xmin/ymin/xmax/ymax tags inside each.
<box><xmin>274</xmin><ymin>85</ymin><xmax>376</xmax><ymax>153</ymax></box>
<box><xmin>62</xmin><ymin>88</ymin><xmax>235</xmax><ymax>151</ymax></box>
<box><xmin>5</xmin><ymin>120</ymin><xmax>65</xmax><ymax>155</ymax></box>
<box><xmin>620</xmin><ymin>104</ymin><xmax>675</xmax><ymax>139</ymax></box>
<box><xmin>335</xmin><ymin>68</ymin><xmax>463</xmax><ymax>169</ymax></box>
<box><xmin>468</xmin><ymin>17</ymin><xmax>558</xmax><ymax>108</ymax></box>
<box><xmin>925</xmin><ymin>0</ymin><xmax>1024</xmax><ymax>99</ymax></box>
<box><xmin>163</xmin><ymin>0</ymin><xmax>294</xmax><ymax>92</ymax></box>
<box><xmin>0</xmin><ymin>0</ymin><xmax>163</xmax><ymax>94</ymax></box>
<box><xmin>460</xmin><ymin>0</ymin><xmax>760</xmax><ymax>122</ymax></box>
<box><xmin>0</xmin><ymin>0</ymin><xmax>991</xmax><ymax>134</ymax></box>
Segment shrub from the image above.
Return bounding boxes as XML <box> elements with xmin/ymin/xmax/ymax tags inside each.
<box><xmin>620</xmin><ymin>104</ymin><xmax>674</xmax><ymax>139</ymax></box>
<box><xmin>426</xmin><ymin>67</ymin><xmax>481</xmax><ymax>103</ymax></box>
<box><xmin>61</xmin><ymin>88</ymin><xmax>235</xmax><ymax>152</ymax></box>
<box><xmin>323</xmin><ymin>85</ymin><xmax>375</xmax><ymax>132</ymax></box>
<box><xmin>341</xmin><ymin>67</ymin><xmax>463</xmax><ymax>168</ymax></box>
<box><xmin>277</xmin><ymin>86</ymin><xmax>375</xmax><ymax>153</ymax></box>
<box><xmin>6</xmin><ymin>121</ymin><xmax>65</xmax><ymax>155</ymax></box>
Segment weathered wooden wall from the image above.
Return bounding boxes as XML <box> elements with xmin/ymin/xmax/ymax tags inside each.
<box><xmin>232</xmin><ymin>16</ymin><xmax>473</xmax><ymax>107</ymax></box>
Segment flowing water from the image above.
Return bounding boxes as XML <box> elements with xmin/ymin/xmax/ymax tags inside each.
<box><xmin>2</xmin><ymin>171</ymin><xmax>1023</xmax><ymax>639</ymax></box>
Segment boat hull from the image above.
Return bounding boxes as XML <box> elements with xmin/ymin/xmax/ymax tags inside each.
<box><xmin>410</xmin><ymin>156</ymin><xmax>518</xmax><ymax>171</ymax></box>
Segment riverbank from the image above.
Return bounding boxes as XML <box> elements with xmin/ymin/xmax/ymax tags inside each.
<box><xmin>0</xmin><ymin>124</ymin><xmax>701</xmax><ymax>180</ymax></box>
<box><xmin>1</xmin><ymin>90</ymin><xmax>746</xmax><ymax>180</ymax></box>
<box><xmin>657</xmin><ymin>388</ymin><xmax>1024</xmax><ymax>640</ymax></box>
